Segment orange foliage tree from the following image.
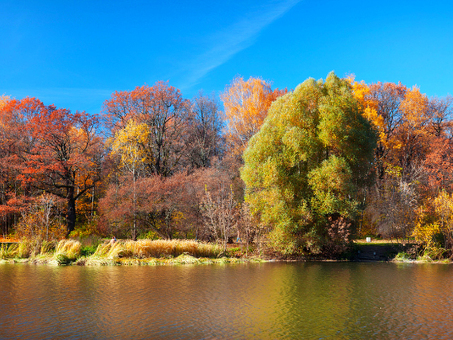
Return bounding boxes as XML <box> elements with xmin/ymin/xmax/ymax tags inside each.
<box><xmin>350</xmin><ymin>77</ymin><xmax>453</xmax><ymax>238</ymax></box>
<box><xmin>221</xmin><ymin>76</ymin><xmax>287</xmax><ymax>156</ymax></box>
<box><xmin>0</xmin><ymin>97</ymin><xmax>103</xmax><ymax>235</ymax></box>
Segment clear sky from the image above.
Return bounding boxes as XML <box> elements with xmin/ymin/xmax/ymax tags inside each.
<box><xmin>1</xmin><ymin>0</ymin><xmax>453</xmax><ymax>114</ymax></box>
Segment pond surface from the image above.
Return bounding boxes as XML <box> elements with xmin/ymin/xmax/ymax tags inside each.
<box><xmin>1</xmin><ymin>262</ymin><xmax>453</xmax><ymax>339</ymax></box>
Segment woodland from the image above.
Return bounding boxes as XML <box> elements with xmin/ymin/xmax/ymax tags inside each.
<box><xmin>1</xmin><ymin>71</ymin><xmax>453</xmax><ymax>260</ymax></box>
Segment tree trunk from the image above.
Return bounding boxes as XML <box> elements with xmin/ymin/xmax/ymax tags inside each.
<box><xmin>67</xmin><ymin>187</ymin><xmax>76</xmax><ymax>237</ymax></box>
<box><xmin>132</xmin><ymin>168</ymin><xmax>137</xmax><ymax>241</ymax></box>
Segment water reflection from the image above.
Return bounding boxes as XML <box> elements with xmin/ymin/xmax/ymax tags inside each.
<box><xmin>1</xmin><ymin>262</ymin><xmax>453</xmax><ymax>339</ymax></box>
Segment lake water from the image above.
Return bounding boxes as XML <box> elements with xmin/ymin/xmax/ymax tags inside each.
<box><xmin>1</xmin><ymin>262</ymin><xmax>453</xmax><ymax>339</ymax></box>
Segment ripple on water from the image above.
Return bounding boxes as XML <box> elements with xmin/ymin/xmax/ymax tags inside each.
<box><xmin>1</xmin><ymin>262</ymin><xmax>453</xmax><ymax>339</ymax></box>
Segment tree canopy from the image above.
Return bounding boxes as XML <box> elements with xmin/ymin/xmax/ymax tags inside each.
<box><xmin>2</xmin><ymin>73</ymin><xmax>453</xmax><ymax>259</ymax></box>
<box><xmin>241</xmin><ymin>72</ymin><xmax>377</xmax><ymax>254</ymax></box>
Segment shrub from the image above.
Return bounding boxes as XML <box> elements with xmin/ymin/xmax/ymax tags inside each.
<box><xmin>56</xmin><ymin>253</ymin><xmax>72</xmax><ymax>265</ymax></box>
<box><xmin>80</xmin><ymin>245</ymin><xmax>97</xmax><ymax>257</ymax></box>
<box><xmin>414</xmin><ymin>191</ymin><xmax>453</xmax><ymax>257</ymax></box>
<box><xmin>394</xmin><ymin>252</ymin><xmax>411</xmax><ymax>261</ymax></box>
<box><xmin>421</xmin><ymin>247</ymin><xmax>446</xmax><ymax>261</ymax></box>
<box><xmin>322</xmin><ymin>215</ymin><xmax>353</xmax><ymax>257</ymax></box>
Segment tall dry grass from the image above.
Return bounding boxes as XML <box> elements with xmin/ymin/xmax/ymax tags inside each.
<box><xmin>17</xmin><ymin>239</ymin><xmax>42</xmax><ymax>258</ymax></box>
<box><xmin>40</xmin><ymin>240</ymin><xmax>57</xmax><ymax>254</ymax></box>
<box><xmin>0</xmin><ymin>243</ymin><xmax>18</xmax><ymax>259</ymax></box>
<box><xmin>2</xmin><ymin>238</ymin><xmax>223</xmax><ymax>263</ymax></box>
<box><xmin>55</xmin><ymin>239</ymin><xmax>81</xmax><ymax>260</ymax></box>
<box><xmin>0</xmin><ymin>239</ymin><xmax>58</xmax><ymax>259</ymax></box>
<box><xmin>94</xmin><ymin>239</ymin><xmax>222</xmax><ymax>259</ymax></box>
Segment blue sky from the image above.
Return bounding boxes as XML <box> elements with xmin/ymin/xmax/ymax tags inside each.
<box><xmin>1</xmin><ymin>0</ymin><xmax>453</xmax><ymax>114</ymax></box>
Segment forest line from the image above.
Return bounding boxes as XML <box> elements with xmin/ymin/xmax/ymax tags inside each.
<box><xmin>1</xmin><ymin>71</ymin><xmax>452</xmax><ymax>259</ymax></box>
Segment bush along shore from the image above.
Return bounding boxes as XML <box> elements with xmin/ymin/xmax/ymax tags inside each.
<box><xmin>0</xmin><ymin>239</ymin><xmax>264</xmax><ymax>266</ymax></box>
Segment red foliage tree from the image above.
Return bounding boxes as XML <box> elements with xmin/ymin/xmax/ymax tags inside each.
<box><xmin>99</xmin><ymin>166</ymin><xmax>238</xmax><ymax>240</ymax></box>
<box><xmin>0</xmin><ymin>97</ymin><xmax>103</xmax><ymax>235</ymax></box>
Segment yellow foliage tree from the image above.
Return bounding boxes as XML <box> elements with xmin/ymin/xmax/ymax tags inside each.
<box><xmin>110</xmin><ymin>119</ymin><xmax>150</xmax><ymax>175</ymax></box>
<box><xmin>221</xmin><ymin>76</ymin><xmax>286</xmax><ymax>155</ymax></box>
<box><xmin>349</xmin><ymin>78</ymin><xmax>430</xmax><ymax>179</ymax></box>
<box><xmin>109</xmin><ymin>119</ymin><xmax>150</xmax><ymax>239</ymax></box>
<box><xmin>348</xmin><ymin>78</ymin><xmax>385</xmax><ymax>142</ymax></box>
<box><xmin>414</xmin><ymin>190</ymin><xmax>453</xmax><ymax>252</ymax></box>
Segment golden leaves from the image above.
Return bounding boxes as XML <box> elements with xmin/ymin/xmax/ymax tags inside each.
<box><xmin>109</xmin><ymin>119</ymin><xmax>150</xmax><ymax>174</ymax></box>
<box><xmin>221</xmin><ymin>76</ymin><xmax>286</xmax><ymax>155</ymax></box>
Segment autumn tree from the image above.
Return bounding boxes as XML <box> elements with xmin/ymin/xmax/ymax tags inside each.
<box><xmin>100</xmin><ymin>174</ymin><xmax>184</xmax><ymax>239</ymax></box>
<box><xmin>200</xmin><ymin>184</ymin><xmax>237</xmax><ymax>252</ymax></box>
<box><xmin>350</xmin><ymin>77</ymin><xmax>453</xmax><ymax>238</ymax></box>
<box><xmin>0</xmin><ymin>95</ymin><xmax>16</xmax><ymax>236</ymax></box>
<box><xmin>350</xmin><ymin>79</ymin><xmax>447</xmax><ymax>182</ymax></box>
<box><xmin>427</xmin><ymin>96</ymin><xmax>452</xmax><ymax>137</ymax></box>
<box><xmin>241</xmin><ymin>72</ymin><xmax>377</xmax><ymax>255</ymax></box>
<box><xmin>423</xmin><ymin>136</ymin><xmax>453</xmax><ymax>195</ymax></box>
<box><xmin>350</xmin><ymin>79</ymin><xmax>408</xmax><ymax>180</ymax></box>
<box><xmin>221</xmin><ymin>76</ymin><xmax>286</xmax><ymax>156</ymax></box>
<box><xmin>186</xmin><ymin>92</ymin><xmax>223</xmax><ymax>168</ymax></box>
<box><xmin>422</xmin><ymin>97</ymin><xmax>453</xmax><ymax>195</ymax></box>
<box><xmin>16</xmin><ymin>193</ymin><xmax>66</xmax><ymax>241</ymax></box>
<box><xmin>414</xmin><ymin>190</ymin><xmax>453</xmax><ymax>258</ymax></box>
<box><xmin>0</xmin><ymin>98</ymin><xmax>103</xmax><ymax>235</ymax></box>
<box><xmin>103</xmin><ymin>82</ymin><xmax>192</xmax><ymax>177</ymax></box>
<box><xmin>109</xmin><ymin>119</ymin><xmax>150</xmax><ymax>239</ymax></box>
<box><xmin>99</xmin><ymin>165</ymin><xmax>240</xmax><ymax>241</ymax></box>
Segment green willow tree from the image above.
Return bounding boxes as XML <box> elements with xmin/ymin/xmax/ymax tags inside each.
<box><xmin>241</xmin><ymin>72</ymin><xmax>377</xmax><ymax>255</ymax></box>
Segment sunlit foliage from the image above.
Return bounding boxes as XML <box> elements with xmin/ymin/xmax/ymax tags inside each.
<box><xmin>221</xmin><ymin>76</ymin><xmax>286</xmax><ymax>155</ymax></box>
<box><xmin>241</xmin><ymin>72</ymin><xmax>377</xmax><ymax>254</ymax></box>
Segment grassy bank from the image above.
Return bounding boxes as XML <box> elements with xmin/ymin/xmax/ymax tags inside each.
<box><xmin>3</xmin><ymin>238</ymin><xmax>447</xmax><ymax>265</ymax></box>
<box><xmin>0</xmin><ymin>239</ymin><xmax>262</xmax><ymax>266</ymax></box>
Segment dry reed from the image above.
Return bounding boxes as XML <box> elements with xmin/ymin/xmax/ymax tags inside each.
<box><xmin>93</xmin><ymin>239</ymin><xmax>222</xmax><ymax>259</ymax></box>
<box><xmin>17</xmin><ymin>239</ymin><xmax>42</xmax><ymax>258</ymax></box>
<box><xmin>55</xmin><ymin>239</ymin><xmax>81</xmax><ymax>260</ymax></box>
<box><xmin>0</xmin><ymin>243</ymin><xmax>18</xmax><ymax>259</ymax></box>
<box><xmin>1</xmin><ymin>238</ymin><xmax>244</xmax><ymax>266</ymax></box>
<box><xmin>1</xmin><ymin>239</ymin><xmax>58</xmax><ymax>259</ymax></box>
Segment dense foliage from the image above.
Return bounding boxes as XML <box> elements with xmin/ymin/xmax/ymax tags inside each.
<box><xmin>241</xmin><ymin>73</ymin><xmax>377</xmax><ymax>254</ymax></box>
<box><xmin>1</xmin><ymin>73</ymin><xmax>453</xmax><ymax>258</ymax></box>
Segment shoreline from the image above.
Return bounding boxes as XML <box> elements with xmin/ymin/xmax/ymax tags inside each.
<box><xmin>1</xmin><ymin>255</ymin><xmax>450</xmax><ymax>266</ymax></box>
<box><xmin>1</xmin><ymin>239</ymin><xmax>447</xmax><ymax>266</ymax></box>
<box><xmin>0</xmin><ymin>253</ymin><xmax>266</xmax><ymax>266</ymax></box>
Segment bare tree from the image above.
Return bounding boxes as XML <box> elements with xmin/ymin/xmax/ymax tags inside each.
<box><xmin>200</xmin><ymin>184</ymin><xmax>237</xmax><ymax>253</ymax></box>
<box><xmin>187</xmin><ymin>92</ymin><xmax>223</xmax><ymax>169</ymax></box>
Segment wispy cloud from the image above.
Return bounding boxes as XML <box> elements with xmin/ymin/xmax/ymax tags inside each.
<box><xmin>178</xmin><ymin>0</ymin><xmax>301</xmax><ymax>90</ymax></box>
